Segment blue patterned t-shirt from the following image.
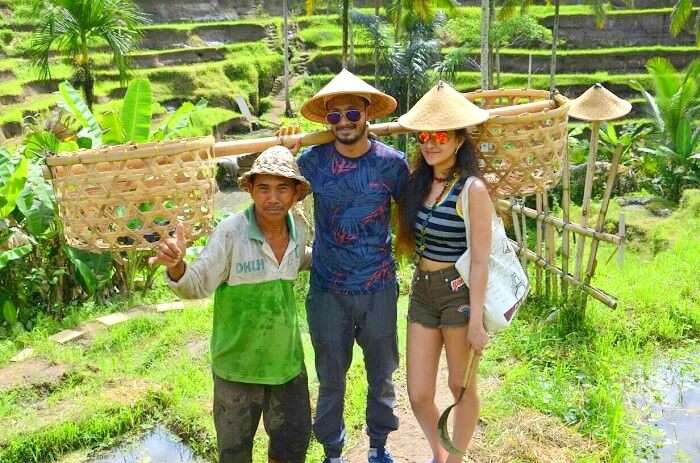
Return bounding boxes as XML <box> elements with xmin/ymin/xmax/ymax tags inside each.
<box><xmin>298</xmin><ymin>140</ymin><xmax>409</xmax><ymax>294</ymax></box>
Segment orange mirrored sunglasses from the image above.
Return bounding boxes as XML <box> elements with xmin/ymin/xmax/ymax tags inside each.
<box><xmin>416</xmin><ymin>131</ymin><xmax>449</xmax><ymax>145</ymax></box>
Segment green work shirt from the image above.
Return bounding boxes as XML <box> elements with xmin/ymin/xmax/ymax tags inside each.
<box><xmin>167</xmin><ymin>206</ymin><xmax>308</xmax><ymax>384</ymax></box>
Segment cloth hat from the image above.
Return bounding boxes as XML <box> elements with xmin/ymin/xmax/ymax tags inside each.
<box><xmin>300</xmin><ymin>68</ymin><xmax>397</xmax><ymax>123</ymax></box>
<box><xmin>569</xmin><ymin>83</ymin><xmax>632</xmax><ymax>122</ymax></box>
<box><xmin>398</xmin><ymin>81</ymin><xmax>490</xmax><ymax>131</ymax></box>
<box><xmin>238</xmin><ymin>146</ymin><xmax>311</xmax><ymax>199</ymax></box>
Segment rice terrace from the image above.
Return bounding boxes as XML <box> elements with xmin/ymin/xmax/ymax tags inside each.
<box><xmin>0</xmin><ymin>0</ymin><xmax>699</xmax><ymax>462</ymax></box>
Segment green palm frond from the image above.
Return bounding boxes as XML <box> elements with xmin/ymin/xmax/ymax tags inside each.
<box><xmin>29</xmin><ymin>0</ymin><xmax>147</xmax><ymax>84</ymax></box>
<box><xmin>670</xmin><ymin>0</ymin><xmax>693</xmax><ymax>37</ymax></box>
<box><xmin>646</xmin><ymin>58</ymin><xmax>681</xmax><ymax>102</ymax></box>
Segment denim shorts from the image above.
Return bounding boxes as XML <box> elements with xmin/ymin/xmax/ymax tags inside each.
<box><xmin>408</xmin><ymin>266</ymin><xmax>471</xmax><ymax>328</ymax></box>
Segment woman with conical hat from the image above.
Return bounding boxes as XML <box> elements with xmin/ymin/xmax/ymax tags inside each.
<box><xmin>291</xmin><ymin>69</ymin><xmax>409</xmax><ymax>463</ymax></box>
<box><xmin>396</xmin><ymin>81</ymin><xmax>491</xmax><ymax>463</ymax></box>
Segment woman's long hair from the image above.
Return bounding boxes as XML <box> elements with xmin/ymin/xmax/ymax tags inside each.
<box><xmin>396</xmin><ymin>129</ymin><xmax>482</xmax><ymax>257</ymax></box>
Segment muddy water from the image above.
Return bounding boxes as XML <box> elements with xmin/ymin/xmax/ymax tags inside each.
<box><xmin>635</xmin><ymin>355</ymin><xmax>700</xmax><ymax>462</ymax></box>
<box><xmin>90</xmin><ymin>425</ymin><xmax>204</xmax><ymax>463</ymax></box>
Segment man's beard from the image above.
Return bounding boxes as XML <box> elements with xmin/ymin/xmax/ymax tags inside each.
<box><xmin>334</xmin><ymin>124</ymin><xmax>367</xmax><ymax>145</ymax></box>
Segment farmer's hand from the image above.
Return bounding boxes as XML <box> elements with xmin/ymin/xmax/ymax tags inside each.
<box><xmin>148</xmin><ymin>222</ymin><xmax>187</xmax><ymax>281</ymax></box>
<box><xmin>467</xmin><ymin>319</ymin><xmax>489</xmax><ymax>355</ymax></box>
<box><xmin>277</xmin><ymin>125</ymin><xmax>302</xmax><ymax>155</ymax></box>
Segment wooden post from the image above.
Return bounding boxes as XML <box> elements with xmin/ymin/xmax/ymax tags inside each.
<box><xmin>544</xmin><ymin>192</ymin><xmax>558</xmax><ymax>300</ymax></box>
<box><xmin>561</xmin><ymin>134</ymin><xmax>571</xmax><ymax>301</ymax></box>
<box><xmin>574</xmin><ymin>120</ymin><xmax>601</xmax><ymax>282</ymax></box>
<box><xmin>581</xmin><ymin>143</ymin><xmax>623</xmax><ymax>308</ymax></box>
<box><xmin>520</xmin><ymin>199</ymin><xmax>529</xmax><ymax>272</ymax></box>
<box><xmin>542</xmin><ymin>193</ymin><xmax>551</xmax><ymax>299</ymax></box>
<box><xmin>535</xmin><ymin>193</ymin><xmax>544</xmax><ymax>296</ymax></box>
<box><xmin>511</xmin><ymin>200</ymin><xmax>526</xmax><ymax>269</ymax></box>
<box><xmin>618</xmin><ymin>212</ymin><xmax>625</xmax><ymax>268</ymax></box>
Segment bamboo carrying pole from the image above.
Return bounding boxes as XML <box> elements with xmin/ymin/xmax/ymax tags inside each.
<box><xmin>214</xmin><ymin>100</ymin><xmax>554</xmax><ymax>158</ymax></box>
<box><xmin>42</xmin><ymin>100</ymin><xmax>556</xmax><ymax>179</ymax></box>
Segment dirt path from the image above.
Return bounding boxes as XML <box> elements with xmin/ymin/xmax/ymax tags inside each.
<box><xmin>345</xmin><ymin>354</ymin><xmax>481</xmax><ymax>463</ymax></box>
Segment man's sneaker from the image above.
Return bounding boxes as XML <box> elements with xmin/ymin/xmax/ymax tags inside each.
<box><xmin>368</xmin><ymin>447</ymin><xmax>394</xmax><ymax>463</ymax></box>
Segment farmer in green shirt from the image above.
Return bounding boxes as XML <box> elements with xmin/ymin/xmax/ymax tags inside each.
<box><xmin>150</xmin><ymin>146</ymin><xmax>312</xmax><ymax>463</ymax></box>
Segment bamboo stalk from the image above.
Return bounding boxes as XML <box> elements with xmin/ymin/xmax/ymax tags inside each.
<box><xmin>520</xmin><ymin>200</ymin><xmax>529</xmax><ymax>272</ymax></box>
<box><xmin>618</xmin><ymin>212</ymin><xmax>625</xmax><ymax>268</ymax></box>
<box><xmin>511</xmin><ymin>201</ymin><xmax>526</xmax><ymax>268</ymax></box>
<box><xmin>543</xmin><ymin>192</ymin><xmax>558</xmax><ymax>300</ymax></box>
<box><xmin>574</xmin><ymin>120</ymin><xmax>601</xmax><ymax>280</ymax></box>
<box><xmin>580</xmin><ymin>143</ymin><xmax>624</xmax><ymax>308</ymax></box>
<box><xmin>560</xmin><ymin>132</ymin><xmax>571</xmax><ymax>300</ymax></box>
<box><xmin>43</xmin><ymin>100</ymin><xmax>558</xmax><ymax>179</ymax></box>
<box><xmin>535</xmin><ymin>194</ymin><xmax>543</xmax><ymax>296</ymax></box>
<box><xmin>584</xmin><ymin>144</ymin><xmax>624</xmax><ymax>279</ymax></box>
<box><xmin>496</xmin><ymin>200</ymin><xmax>622</xmax><ymax>245</ymax></box>
<box><xmin>512</xmin><ymin>241</ymin><xmax>617</xmax><ymax>309</ymax></box>
<box><xmin>215</xmin><ymin>102</ymin><xmax>554</xmax><ymax>158</ymax></box>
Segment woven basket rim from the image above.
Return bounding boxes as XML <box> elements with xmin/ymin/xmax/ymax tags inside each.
<box><xmin>46</xmin><ymin>136</ymin><xmax>215</xmax><ymax>167</ymax></box>
<box><xmin>464</xmin><ymin>89</ymin><xmax>570</xmax><ymax>123</ymax></box>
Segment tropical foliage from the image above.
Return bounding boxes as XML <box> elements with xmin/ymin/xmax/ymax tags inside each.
<box><xmin>0</xmin><ymin>78</ymin><xmax>209</xmax><ymax>335</ymax></box>
<box><xmin>633</xmin><ymin>58</ymin><xmax>700</xmax><ymax>201</ymax></box>
<box><xmin>27</xmin><ymin>0</ymin><xmax>148</xmax><ymax>109</ymax></box>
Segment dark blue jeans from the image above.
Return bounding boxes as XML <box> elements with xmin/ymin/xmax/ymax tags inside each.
<box><xmin>306</xmin><ymin>285</ymin><xmax>400</xmax><ymax>458</ymax></box>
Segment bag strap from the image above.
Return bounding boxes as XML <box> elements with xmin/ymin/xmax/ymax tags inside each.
<box><xmin>460</xmin><ymin>176</ymin><xmax>479</xmax><ymax>249</ymax></box>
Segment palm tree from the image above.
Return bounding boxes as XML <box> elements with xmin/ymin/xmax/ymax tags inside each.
<box><xmin>342</xmin><ymin>0</ymin><xmax>350</xmax><ymax>68</ymax></box>
<box><xmin>388</xmin><ymin>0</ymin><xmax>456</xmax><ymax>41</ymax></box>
<box><xmin>375</xmin><ymin>0</ymin><xmax>382</xmax><ymax>85</ymax></box>
<box><xmin>283</xmin><ymin>0</ymin><xmax>292</xmax><ymax>116</ymax></box>
<box><xmin>671</xmin><ymin>0</ymin><xmax>700</xmax><ymax>45</ymax></box>
<box><xmin>481</xmin><ymin>0</ymin><xmax>490</xmax><ymax>90</ymax></box>
<box><xmin>28</xmin><ymin>0</ymin><xmax>147</xmax><ymax>109</ymax></box>
<box><xmin>352</xmin><ymin>9</ymin><xmax>389</xmax><ymax>86</ymax></box>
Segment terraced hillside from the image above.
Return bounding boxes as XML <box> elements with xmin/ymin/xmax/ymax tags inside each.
<box><xmin>0</xmin><ymin>0</ymin><xmax>695</xmax><ymax>141</ymax></box>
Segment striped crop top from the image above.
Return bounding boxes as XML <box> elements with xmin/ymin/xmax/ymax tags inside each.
<box><xmin>414</xmin><ymin>178</ymin><xmax>467</xmax><ymax>263</ymax></box>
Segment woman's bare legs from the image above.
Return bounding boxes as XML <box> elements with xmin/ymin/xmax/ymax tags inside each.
<box><xmin>442</xmin><ymin>325</ymin><xmax>480</xmax><ymax>463</ymax></box>
<box><xmin>407</xmin><ymin>322</ymin><xmax>448</xmax><ymax>463</ymax></box>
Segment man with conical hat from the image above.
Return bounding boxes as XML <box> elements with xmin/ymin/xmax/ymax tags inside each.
<box><xmin>293</xmin><ymin>69</ymin><xmax>409</xmax><ymax>463</ymax></box>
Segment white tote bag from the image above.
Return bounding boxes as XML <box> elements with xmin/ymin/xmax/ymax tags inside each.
<box><xmin>454</xmin><ymin>177</ymin><xmax>529</xmax><ymax>333</ymax></box>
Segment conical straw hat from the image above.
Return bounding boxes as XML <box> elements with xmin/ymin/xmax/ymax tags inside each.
<box><xmin>238</xmin><ymin>146</ymin><xmax>311</xmax><ymax>199</ymax></box>
<box><xmin>300</xmin><ymin>68</ymin><xmax>397</xmax><ymax>123</ymax></box>
<box><xmin>569</xmin><ymin>83</ymin><xmax>632</xmax><ymax>122</ymax></box>
<box><xmin>398</xmin><ymin>81</ymin><xmax>490</xmax><ymax>131</ymax></box>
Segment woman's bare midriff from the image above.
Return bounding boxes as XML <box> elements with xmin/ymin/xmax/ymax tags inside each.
<box><xmin>418</xmin><ymin>256</ymin><xmax>456</xmax><ymax>272</ymax></box>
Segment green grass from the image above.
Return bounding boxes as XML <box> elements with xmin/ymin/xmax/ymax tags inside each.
<box><xmin>0</xmin><ymin>270</ymin><xmax>410</xmax><ymax>463</ymax></box>
<box><xmin>1</xmin><ymin>190</ymin><xmax>699</xmax><ymax>462</ymax></box>
<box><xmin>471</xmin><ymin>191</ymin><xmax>700</xmax><ymax>462</ymax></box>
<box><xmin>139</xmin><ymin>18</ymin><xmax>280</xmax><ymax>31</ymax></box>
<box><xmin>0</xmin><ymin>41</ymin><xmax>282</xmax><ymax>126</ymax></box>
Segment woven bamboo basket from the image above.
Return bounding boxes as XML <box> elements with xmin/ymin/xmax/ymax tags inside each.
<box><xmin>45</xmin><ymin>136</ymin><xmax>216</xmax><ymax>251</ymax></box>
<box><xmin>464</xmin><ymin>89</ymin><xmax>570</xmax><ymax>197</ymax></box>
